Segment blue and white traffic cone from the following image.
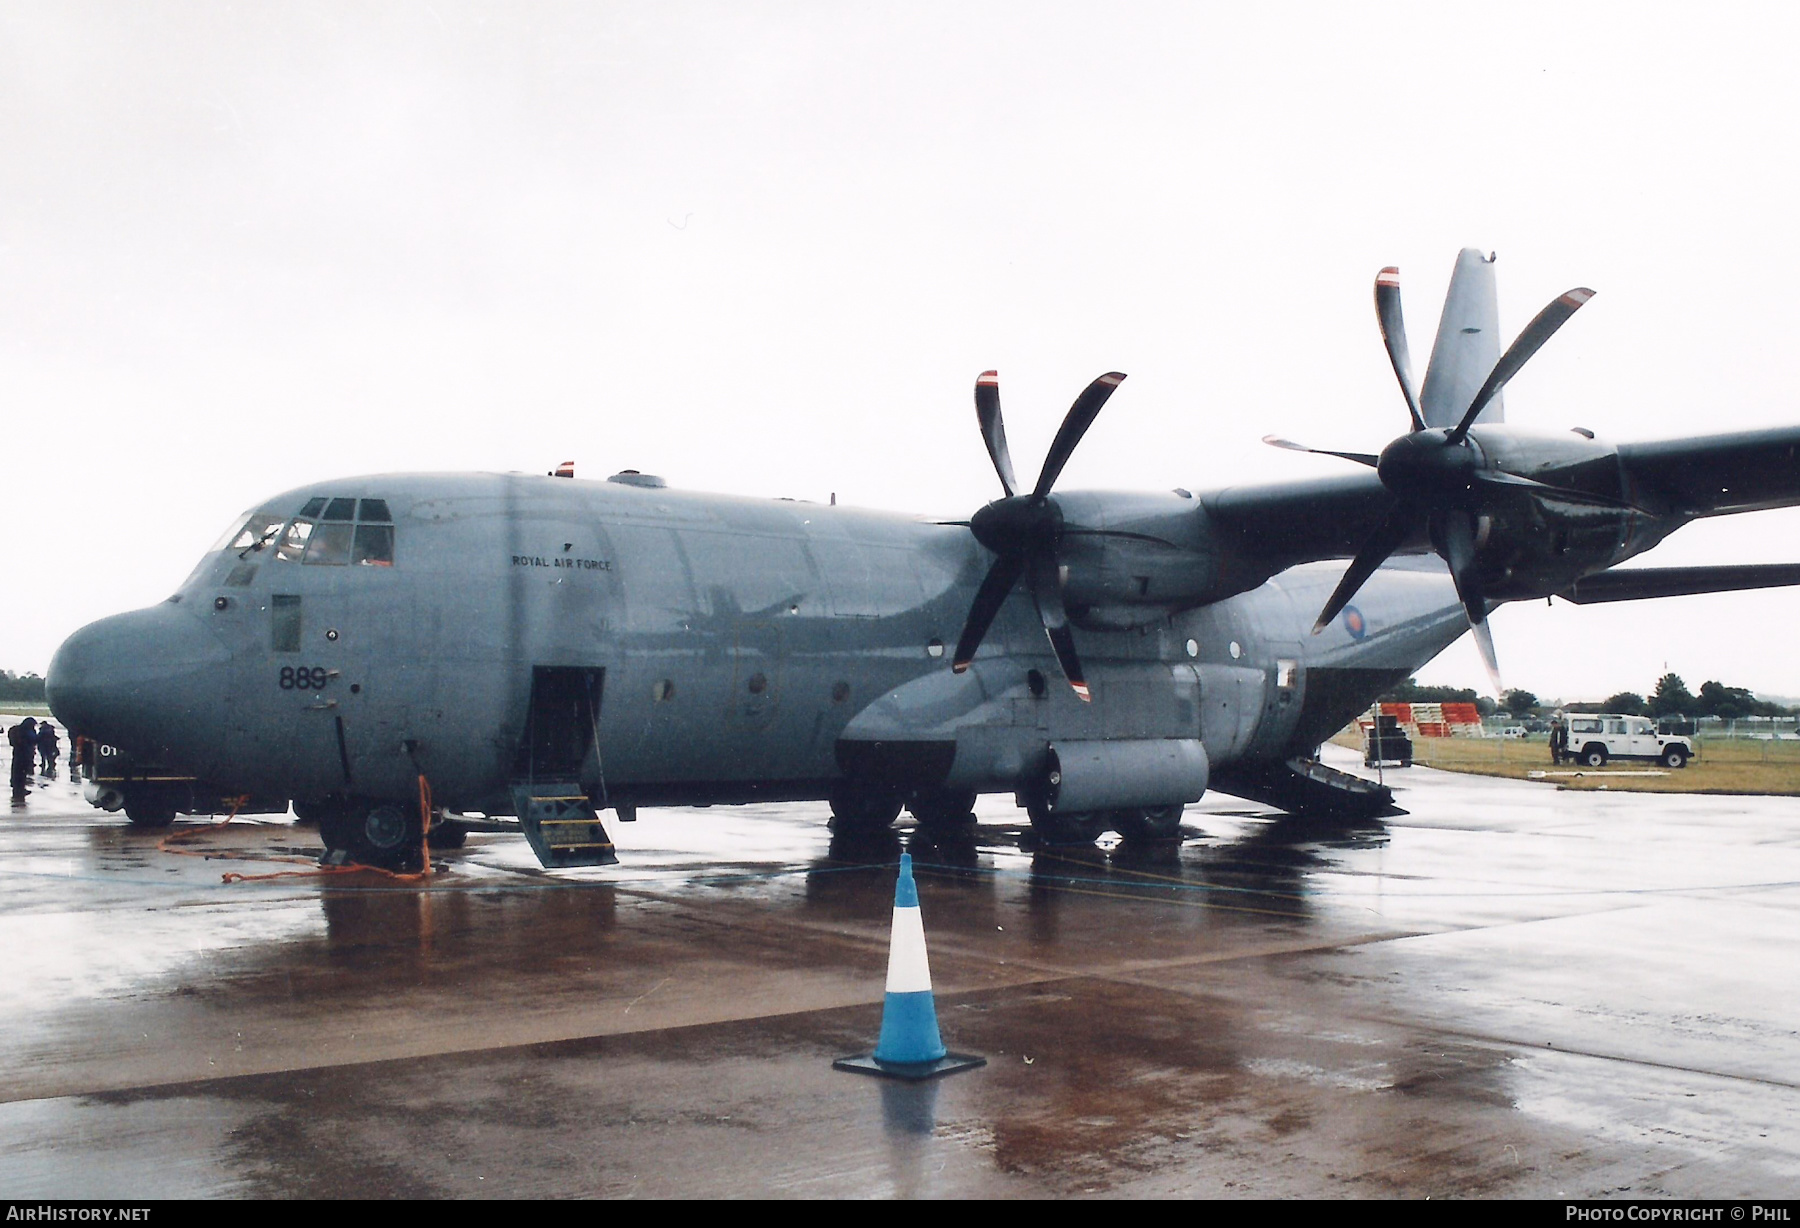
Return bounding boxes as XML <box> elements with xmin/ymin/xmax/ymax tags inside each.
<box><xmin>835</xmin><ymin>853</ymin><xmax>986</xmax><ymax>1080</ymax></box>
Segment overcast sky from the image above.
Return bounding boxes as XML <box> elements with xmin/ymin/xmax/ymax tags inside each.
<box><xmin>5</xmin><ymin>2</ymin><xmax>1800</xmax><ymax>701</ymax></box>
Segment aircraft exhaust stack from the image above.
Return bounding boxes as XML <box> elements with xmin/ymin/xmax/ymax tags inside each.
<box><xmin>834</xmin><ymin>854</ymin><xmax>985</xmax><ymax>1081</ymax></box>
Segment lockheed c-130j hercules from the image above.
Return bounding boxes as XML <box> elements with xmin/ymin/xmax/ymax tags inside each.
<box><xmin>46</xmin><ymin>250</ymin><xmax>1800</xmax><ymax>870</ymax></box>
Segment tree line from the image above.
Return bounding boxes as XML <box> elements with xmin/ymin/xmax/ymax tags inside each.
<box><xmin>1381</xmin><ymin>674</ymin><xmax>1790</xmax><ymax>721</ymax></box>
<box><xmin>1580</xmin><ymin>673</ymin><xmax>1790</xmax><ymax>721</ymax></box>
<box><xmin>0</xmin><ymin>671</ymin><xmax>47</xmax><ymax>702</ymax></box>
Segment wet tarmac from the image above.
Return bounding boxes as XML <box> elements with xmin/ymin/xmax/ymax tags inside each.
<box><xmin>2</xmin><ymin>743</ymin><xmax>1798</xmax><ymax>1198</ymax></box>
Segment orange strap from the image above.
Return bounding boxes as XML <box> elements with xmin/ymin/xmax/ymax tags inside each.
<box><xmin>156</xmin><ymin>796</ymin><xmax>249</xmax><ymax>856</ymax></box>
<box><xmin>221</xmin><ymin>774</ymin><xmax>439</xmax><ymax>885</ymax></box>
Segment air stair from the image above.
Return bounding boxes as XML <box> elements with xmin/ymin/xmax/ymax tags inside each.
<box><xmin>510</xmin><ymin>784</ymin><xmax>619</xmax><ymax>867</ymax></box>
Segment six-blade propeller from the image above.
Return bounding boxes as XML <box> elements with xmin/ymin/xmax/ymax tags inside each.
<box><xmin>958</xmin><ymin>268</ymin><xmax>1599</xmax><ymax>700</ymax></box>
<box><xmin>1265</xmin><ymin>266</ymin><xmax>1600</xmax><ymax>694</ymax></box>
<box><xmin>952</xmin><ymin>370</ymin><xmax>1127</xmax><ymax>702</ymax></box>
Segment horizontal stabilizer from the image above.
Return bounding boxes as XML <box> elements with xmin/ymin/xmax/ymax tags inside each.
<box><xmin>1558</xmin><ymin>563</ymin><xmax>1800</xmax><ymax>605</ymax></box>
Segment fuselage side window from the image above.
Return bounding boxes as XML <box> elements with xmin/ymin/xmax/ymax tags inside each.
<box><xmin>271</xmin><ymin>595</ymin><xmax>302</xmax><ymax>652</ymax></box>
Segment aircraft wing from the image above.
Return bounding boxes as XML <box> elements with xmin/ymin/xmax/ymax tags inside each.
<box><xmin>1558</xmin><ymin>562</ymin><xmax>1800</xmax><ymax>604</ymax></box>
<box><xmin>1203</xmin><ymin>470</ymin><xmax>1420</xmax><ymax>571</ymax></box>
<box><xmin>1619</xmin><ymin>427</ymin><xmax>1800</xmax><ymax>516</ymax></box>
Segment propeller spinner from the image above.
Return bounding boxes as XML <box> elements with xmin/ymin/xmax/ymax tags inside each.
<box><xmin>1268</xmin><ymin>266</ymin><xmax>1598</xmax><ymax>694</ymax></box>
<box><xmin>952</xmin><ymin>370</ymin><xmax>1127</xmax><ymax>702</ymax></box>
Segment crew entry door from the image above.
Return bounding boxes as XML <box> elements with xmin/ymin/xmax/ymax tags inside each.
<box><xmin>514</xmin><ymin>667</ymin><xmax>606</xmax><ymax>788</ymax></box>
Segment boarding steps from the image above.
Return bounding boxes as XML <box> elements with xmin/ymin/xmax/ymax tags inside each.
<box><xmin>510</xmin><ymin>783</ymin><xmax>619</xmax><ymax>867</ymax></box>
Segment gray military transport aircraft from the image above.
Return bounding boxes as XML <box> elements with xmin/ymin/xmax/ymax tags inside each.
<box><xmin>46</xmin><ymin>250</ymin><xmax>1800</xmax><ymax>870</ymax></box>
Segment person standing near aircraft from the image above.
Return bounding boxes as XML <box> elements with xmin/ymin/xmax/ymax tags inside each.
<box><xmin>37</xmin><ymin>722</ymin><xmax>59</xmax><ymax>779</ymax></box>
<box><xmin>1549</xmin><ymin>715</ymin><xmax>1568</xmax><ymax>765</ymax></box>
<box><xmin>8</xmin><ymin>717</ymin><xmax>37</xmax><ymax>799</ymax></box>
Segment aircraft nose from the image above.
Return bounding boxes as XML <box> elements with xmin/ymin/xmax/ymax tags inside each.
<box><xmin>47</xmin><ymin>605</ymin><xmax>232</xmax><ymax>755</ymax></box>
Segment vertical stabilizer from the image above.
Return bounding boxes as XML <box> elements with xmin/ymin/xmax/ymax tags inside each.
<box><xmin>1420</xmin><ymin>248</ymin><xmax>1503</xmax><ymax>428</ymax></box>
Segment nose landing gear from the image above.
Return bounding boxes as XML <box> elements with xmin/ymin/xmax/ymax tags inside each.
<box><xmin>317</xmin><ymin>800</ymin><xmax>425</xmax><ymax>872</ymax></box>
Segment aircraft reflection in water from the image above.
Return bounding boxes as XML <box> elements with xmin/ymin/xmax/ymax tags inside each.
<box><xmin>47</xmin><ymin>250</ymin><xmax>1800</xmax><ymax>870</ymax></box>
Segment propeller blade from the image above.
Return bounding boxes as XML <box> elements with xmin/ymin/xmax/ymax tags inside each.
<box><xmin>1438</xmin><ymin>512</ymin><xmax>1504</xmax><ymax>694</ymax></box>
<box><xmin>952</xmin><ymin>551</ymin><xmax>1026</xmax><ymax>673</ymax></box>
<box><xmin>1438</xmin><ymin>511</ymin><xmax>1488</xmax><ymax>627</ymax></box>
<box><xmin>1028</xmin><ymin>545</ymin><xmax>1089</xmax><ymax>701</ymax></box>
<box><xmin>1447</xmin><ymin>287</ymin><xmax>1596</xmax><ymax>445</ymax></box>
<box><xmin>1374</xmin><ymin>267</ymin><xmax>1428</xmax><ymax>433</ymax></box>
<box><xmin>1468</xmin><ymin>618</ymin><xmax>1505</xmax><ymax>697</ymax></box>
<box><xmin>1263</xmin><ymin>435</ymin><xmax>1379</xmax><ymax>467</ymax></box>
<box><xmin>1312</xmin><ymin>505</ymin><xmax>1418</xmax><ymax>634</ymax></box>
<box><xmin>1032</xmin><ymin>372</ymin><xmax>1126</xmax><ymax>501</ymax></box>
<box><xmin>974</xmin><ymin>371</ymin><xmax>1019</xmax><ymax>497</ymax></box>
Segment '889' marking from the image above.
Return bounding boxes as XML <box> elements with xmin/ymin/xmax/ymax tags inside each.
<box><xmin>280</xmin><ymin>666</ymin><xmax>330</xmax><ymax>691</ymax></box>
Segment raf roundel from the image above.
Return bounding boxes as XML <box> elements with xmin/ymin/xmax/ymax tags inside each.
<box><xmin>1342</xmin><ymin>606</ymin><xmax>1367</xmax><ymax>640</ymax></box>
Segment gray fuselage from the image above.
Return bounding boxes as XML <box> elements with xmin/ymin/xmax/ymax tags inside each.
<box><xmin>48</xmin><ymin>472</ymin><xmax>1473</xmax><ymax>816</ymax></box>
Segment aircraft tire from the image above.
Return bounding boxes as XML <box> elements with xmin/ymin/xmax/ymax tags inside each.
<box><xmin>828</xmin><ymin>784</ymin><xmax>903</xmax><ymax>832</ymax></box>
<box><xmin>1026</xmin><ymin>800</ymin><xmax>1106</xmax><ymax>846</ymax></box>
<box><xmin>907</xmin><ymin>788</ymin><xmax>977</xmax><ymax>826</ymax></box>
<box><xmin>291</xmin><ymin>799</ymin><xmax>326</xmax><ymax>826</ymax></box>
<box><xmin>122</xmin><ymin>791</ymin><xmax>177</xmax><ymax>830</ymax></box>
<box><xmin>318</xmin><ymin>801</ymin><xmax>424</xmax><ymax>870</ymax></box>
<box><xmin>1112</xmin><ymin>804</ymin><xmax>1184</xmax><ymax>843</ymax></box>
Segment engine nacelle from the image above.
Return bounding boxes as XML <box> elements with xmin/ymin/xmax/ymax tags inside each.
<box><xmin>1052</xmin><ymin>490</ymin><xmax>1221</xmax><ymax>630</ymax></box>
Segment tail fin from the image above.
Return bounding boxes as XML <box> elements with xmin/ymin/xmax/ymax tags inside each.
<box><xmin>1419</xmin><ymin>248</ymin><xmax>1503</xmax><ymax>428</ymax></box>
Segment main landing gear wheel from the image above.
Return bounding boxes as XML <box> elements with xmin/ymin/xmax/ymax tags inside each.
<box><xmin>1112</xmin><ymin>804</ymin><xmax>1185</xmax><ymax>843</ymax></box>
<box><xmin>829</xmin><ymin>784</ymin><xmax>903</xmax><ymax>833</ymax></box>
<box><xmin>907</xmin><ymin>787</ymin><xmax>977</xmax><ymax>827</ymax></box>
<box><xmin>318</xmin><ymin>801</ymin><xmax>424</xmax><ymax>871</ymax></box>
<box><xmin>1026</xmin><ymin>799</ymin><xmax>1106</xmax><ymax>846</ymax></box>
<box><xmin>123</xmin><ymin>791</ymin><xmax>177</xmax><ymax>830</ymax></box>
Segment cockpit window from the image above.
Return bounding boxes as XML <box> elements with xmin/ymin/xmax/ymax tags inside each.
<box><xmin>272</xmin><ymin>497</ymin><xmax>398</xmax><ymax>565</ymax></box>
<box><xmin>303</xmin><ymin>523</ymin><xmax>355</xmax><ymax>566</ymax></box>
<box><xmin>229</xmin><ymin>513</ymin><xmax>288</xmax><ymax>557</ymax></box>
<box><xmin>276</xmin><ymin>519</ymin><xmax>315</xmax><ymax>562</ymax></box>
<box><xmin>352</xmin><ymin>524</ymin><xmax>395</xmax><ymax>565</ymax></box>
<box><xmin>212</xmin><ymin>512</ymin><xmax>254</xmax><ymax>553</ymax></box>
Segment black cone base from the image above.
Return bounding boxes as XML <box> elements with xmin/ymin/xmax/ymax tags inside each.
<box><xmin>832</xmin><ymin>1052</ymin><xmax>987</xmax><ymax>1082</ymax></box>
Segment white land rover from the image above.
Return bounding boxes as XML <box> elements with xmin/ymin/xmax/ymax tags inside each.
<box><xmin>1564</xmin><ymin>714</ymin><xmax>1696</xmax><ymax>768</ymax></box>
